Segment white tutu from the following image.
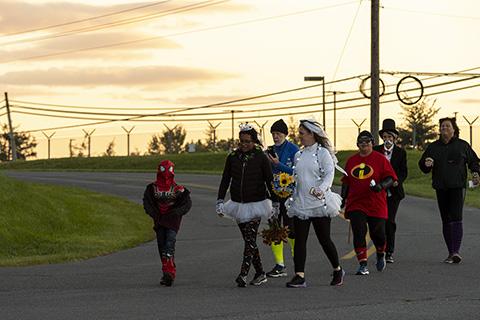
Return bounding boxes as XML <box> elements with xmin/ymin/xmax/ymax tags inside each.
<box><xmin>223</xmin><ymin>199</ymin><xmax>273</xmax><ymax>223</ymax></box>
<box><xmin>287</xmin><ymin>190</ymin><xmax>342</xmax><ymax>220</ymax></box>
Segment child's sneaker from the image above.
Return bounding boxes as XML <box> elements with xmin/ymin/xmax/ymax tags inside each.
<box><xmin>160</xmin><ymin>273</ymin><xmax>174</xmax><ymax>286</ymax></box>
<box><xmin>235</xmin><ymin>275</ymin><xmax>247</xmax><ymax>287</ymax></box>
<box><xmin>286</xmin><ymin>274</ymin><xmax>307</xmax><ymax>288</ymax></box>
<box><xmin>249</xmin><ymin>272</ymin><xmax>267</xmax><ymax>286</ymax></box>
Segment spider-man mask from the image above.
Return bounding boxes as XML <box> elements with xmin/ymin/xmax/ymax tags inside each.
<box><xmin>155</xmin><ymin>160</ymin><xmax>176</xmax><ymax>191</ymax></box>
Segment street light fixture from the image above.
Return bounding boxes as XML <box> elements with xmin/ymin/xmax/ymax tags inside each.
<box><xmin>304</xmin><ymin>76</ymin><xmax>326</xmax><ymax>130</ymax></box>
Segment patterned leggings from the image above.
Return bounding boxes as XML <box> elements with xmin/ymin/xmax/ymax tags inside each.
<box><xmin>238</xmin><ymin>219</ymin><xmax>263</xmax><ymax>276</ymax></box>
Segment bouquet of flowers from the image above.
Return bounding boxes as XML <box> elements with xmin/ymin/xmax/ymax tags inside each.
<box><xmin>271</xmin><ymin>172</ymin><xmax>295</xmax><ymax>199</ymax></box>
<box><xmin>260</xmin><ymin>218</ymin><xmax>290</xmax><ymax>246</ymax></box>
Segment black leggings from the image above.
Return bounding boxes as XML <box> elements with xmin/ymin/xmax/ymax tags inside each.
<box><xmin>348</xmin><ymin>211</ymin><xmax>386</xmax><ymax>262</ymax></box>
<box><xmin>238</xmin><ymin>219</ymin><xmax>263</xmax><ymax>276</ymax></box>
<box><xmin>278</xmin><ymin>200</ymin><xmax>295</xmax><ymax>239</ymax></box>
<box><xmin>435</xmin><ymin>188</ymin><xmax>465</xmax><ymax>223</ymax></box>
<box><xmin>293</xmin><ymin>216</ymin><xmax>340</xmax><ymax>273</ymax></box>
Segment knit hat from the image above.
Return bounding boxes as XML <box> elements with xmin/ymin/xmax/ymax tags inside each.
<box><xmin>270</xmin><ymin>119</ymin><xmax>288</xmax><ymax>135</ymax></box>
<box><xmin>357</xmin><ymin>130</ymin><xmax>375</xmax><ymax>144</ymax></box>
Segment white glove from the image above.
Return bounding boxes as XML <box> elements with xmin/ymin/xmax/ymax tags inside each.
<box><xmin>309</xmin><ymin>187</ymin><xmax>324</xmax><ymax>200</ymax></box>
<box><xmin>216</xmin><ymin>199</ymin><xmax>225</xmax><ymax>217</ymax></box>
<box><xmin>271</xmin><ymin>202</ymin><xmax>280</xmax><ymax>218</ymax></box>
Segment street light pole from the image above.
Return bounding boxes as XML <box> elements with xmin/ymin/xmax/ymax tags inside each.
<box><xmin>304</xmin><ymin>76</ymin><xmax>326</xmax><ymax>130</ymax></box>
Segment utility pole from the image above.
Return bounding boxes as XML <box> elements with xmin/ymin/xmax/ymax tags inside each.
<box><xmin>463</xmin><ymin>116</ymin><xmax>479</xmax><ymax>146</ymax></box>
<box><xmin>82</xmin><ymin>129</ymin><xmax>96</xmax><ymax>158</ymax></box>
<box><xmin>254</xmin><ymin>120</ymin><xmax>268</xmax><ymax>145</ymax></box>
<box><xmin>371</xmin><ymin>0</ymin><xmax>380</xmax><ymax>143</ymax></box>
<box><xmin>121</xmin><ymin>126</ymin><xmax>135</xmax><ymax>156</ymax></box>
<box><xmin>304</xmin><ymin>76</ymin><xmax>326</xmax><ymax>130</ymax></box>
<box><xmin>4</xmin><ymin>92</ymin><xmax>17</xmax><ymax>161</ymax></box>
<box><xmin>352</xmin><ymin>118</ymin><xmax>367</xmax><ymax>135</ymax></box>
<box><xmin>69</xmin><ymin>139</ymin><xmax>74</xmax><ymax>157</ymax></box>
<box><xmin>207</xmin><ymin>121</ymin><xmax>221</xmax><ymax>151</ymax></box>
<box><xmin>41</xmin><ymin>131</ymin><xmax>56</xmax><ymax>160</ymax></box>
<box><xmin>326</xmin><ymin>90</ymin><xmax>345</xmax><ymax>148</ymax></box>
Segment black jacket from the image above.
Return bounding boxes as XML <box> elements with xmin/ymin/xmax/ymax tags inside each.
<box><xmin>143</xmin><ymin>183</ymin><xmax>192</xmax><ymax>220</ymax></box>
<box><xmin>419</xmin><ymin>137</ymin><xmax>480</xmax><ymax>189</ymax></box>
<box><xmin>217</xmin><ymin>147</ymin><xmax>276</xmax><ymax>203</ymax></box>
<box><xmin>373</xmin><ymin>144</ymin><xmax>408</xmax><ymax>200</ymax></box>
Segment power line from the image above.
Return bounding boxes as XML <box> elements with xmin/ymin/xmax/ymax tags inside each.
<box><xmin>383</xmin><ymin>6</ymin><xmax>480</xmax><ymax>21</ymax></box>
<box><xmin>2</xmin><ymin>0</ymin><xmax>227</xmax><ymax>46</ymax></box>
<box><xmin>1</xmin><ymin>1</ymin><xmax>173</xmax><ymax>37</ymax></box>
<box><xmin>1</xmin><ymin>1</ymin><xmax>357</xmax><ymax>63</ymax></box>
<box><xmin>19</xmin><ymin>78</ymin><xmax>480</xmax><ymax>133</ymax></box>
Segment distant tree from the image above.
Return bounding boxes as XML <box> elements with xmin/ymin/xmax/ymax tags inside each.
<box><xmin>69</xmin><ymin>137</ymin><xmax>87</xmax><ymax>157</ymax></box>
<box><xmin>287</xmin><ymin>116</ymin><xmax>301</xmax><ymax>146</ymax></box>
<box><xmin>184</xmin><ymin>139</ymin><xmax>209</xmax><ymax>153</ymax></box>
<box><xmin>217</xmin><ymin>138</ymin><xmax>239</xmax><ymax>151</ymax></box>
<box><xmin>147</xmin><ymin>134</ymin><xmax>162</xmax><ymax>155</ymax></box>
<box><xmin>103</xmin><ymin>139</ymin><xmax>115</xmax><ymax>157</ymax></box>
<box><xmin>148</xmin><ymin>125</ymin><xmax>187</xmax><ymax>155</ymax></box>
<box><xmin>0</xmin><ymin>124</ymin><xmax>37</xmax><ymax>161</ymax></box>
<box><xmin>130</xmin><ymin>148</ymin><xmax>141</xmax><ymax>156</ymax></box>
<box><xmin>398</xmin><ymin>98</ymin><xmax>440</xmax><ymax>150</ymax></box>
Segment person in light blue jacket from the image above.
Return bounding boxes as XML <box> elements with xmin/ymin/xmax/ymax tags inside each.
<box><xmin>265</xmin><ymin>119</ymin><xmax>300</xmax><ymax>278</ymax></box>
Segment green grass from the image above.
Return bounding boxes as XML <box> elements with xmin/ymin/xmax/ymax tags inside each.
<box><xmin>0</xmin><ymin>173</ymin><xmax>153</xmax><ymax>266</ymax></box>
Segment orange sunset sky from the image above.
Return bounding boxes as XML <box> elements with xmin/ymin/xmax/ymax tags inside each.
<box><xmin>1</xmin><ymin>0</ymin><xmax>479</xmax><ymax>158</ymax></box>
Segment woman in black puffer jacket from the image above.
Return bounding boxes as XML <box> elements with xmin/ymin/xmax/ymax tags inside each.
<box><xmin>216</xmin><ymin>124</ymin><xmax>278</xmax><ymax>288</ymax></box>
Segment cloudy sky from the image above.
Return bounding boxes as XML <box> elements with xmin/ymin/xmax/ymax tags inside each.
<box><xmin>1</xmin><ymin>0</ymin><xmax>479</xmax><ymax>157</ymax></box>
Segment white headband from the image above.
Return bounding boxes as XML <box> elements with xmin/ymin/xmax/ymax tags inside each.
<box><xmin>239</xmin><ymin>123</ymin><xmax>254</xmax><ymax>132</ymax></box>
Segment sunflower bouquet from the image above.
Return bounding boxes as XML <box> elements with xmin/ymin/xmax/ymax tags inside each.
<box><xmin>271</xmin><ymin>172</ymin><xmax>295</xmax><ymax>198</ymax></box>
<box><xmin>260</xmin><ymin>218</ymin><xmax>290</xmax><ymax>246</ymax></box>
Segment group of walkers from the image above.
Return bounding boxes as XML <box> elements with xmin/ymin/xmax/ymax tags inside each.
<box><xmin>143</xmin><ymin>116</ymin><xmax>479</xmax><ymax>287</ymax></box>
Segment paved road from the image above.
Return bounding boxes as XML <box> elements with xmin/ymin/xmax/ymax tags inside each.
<box><xmin>2</xmin><ymin>171</ymin><xmax>480</xmax><ymax>320</ymax></box>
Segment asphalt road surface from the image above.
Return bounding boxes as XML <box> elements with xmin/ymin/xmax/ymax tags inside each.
<box><xmin>2</xmin><ymin>171</ymin><xmax>480</xmax><ymax>320</ymax></box>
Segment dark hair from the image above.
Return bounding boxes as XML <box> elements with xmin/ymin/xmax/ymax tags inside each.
<box><xmin>299</xmin><ymin>123</ymin><xmax>329</xmax><ymax>149</ymax></box>
<box><xmin>239</xmin><ymin>128</ymin><xmax>262</xmax><ymax>146</ymax></box>
<box><xmin>439</xmin><ymin>117</ymin><xmax>460</xmax><ymax>138</ymax></box>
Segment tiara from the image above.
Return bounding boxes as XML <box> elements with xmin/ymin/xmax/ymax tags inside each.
<box><xmin>239</xmin><ymin>122</ymin><xmax>254</xmax><ymax>132</ymax></box>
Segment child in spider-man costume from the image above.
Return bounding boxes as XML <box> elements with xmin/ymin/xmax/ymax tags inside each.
<box><xmin>143</xmin><ymin>160</ymin><xmax>192</xmax><ymax>286</ymax></box>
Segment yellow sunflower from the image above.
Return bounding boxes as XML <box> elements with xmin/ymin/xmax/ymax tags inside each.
<box><xmin>279</xmin><ymin>173</ymin><xmax>290</xmax><ymax>187</ymax></box>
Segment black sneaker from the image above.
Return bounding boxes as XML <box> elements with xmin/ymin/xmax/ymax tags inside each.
<box><xmin>250</xmin><ymin>272</ymin><xmax>267</xmax><ymax>286</ymax></box>
<box><xmin>443</xmin><ymin>255</ymin><xmax>454</xmax><ymax>264</ymax></box>
<box><xmin>266</xmin><ymin>264</ymin><xmax>287</xmax><ymax>278</ymax></box>
<box><xmin>235</xmin><ymin>274</ymin><xmax>247</xmax><ymax>287</ymax></box>
<box><xmin>376</xmin><ymin>253</ymin><xmax>386</xmax><ymax>272</ymax></box>
<box><xmin>160</xmin><ymin>273</ymin><xmax>174</xmax><ymax>287</ymax></box>
<box><xmin>330</xmin><ymin>268</ymin><xmax>345</xmax><ymax>286</ymax></box>
<box><xmin>286</xmin><ymin>274</ymin><xmax>306</xmax><ymax>288</ymax></box>
<box><xmin>451</xmin><ymin>253</ymin><xmax>462</xmax><ymax>264</ymax></box>
<box><xmin>385</xmin><ymin>253</ymin><xmax>394</xmax><ymax>264</ymax></box>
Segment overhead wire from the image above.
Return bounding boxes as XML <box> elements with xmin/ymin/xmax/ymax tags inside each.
<box><xmin>1</xmin><ymin>1</ymin><xmax>358</xmax><ymax>63</ymax></box>
<box><xmin>16</xmin><ymin>76</ymin><xmax>480</xmax><ymax>132</ymax></box>
<box><xmin>1</xmin><ymin>0</ymin><xmax>227</xmax><ymax>46</ymax></box>
<box><xmin>1</xmin><ymin>0</ymin><xmax>173</xmax><ymax>37</ymax></box>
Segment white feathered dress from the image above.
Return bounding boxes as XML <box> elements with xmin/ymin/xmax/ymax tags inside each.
<box><xmin>286</xmin><ymin>143</ymin><xmax>342</xmax><ymax>220</ymax></box>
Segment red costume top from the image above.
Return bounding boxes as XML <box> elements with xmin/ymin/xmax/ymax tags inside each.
<box><xmin>342</xmin><ymin>151</ymin><xmax>397</xmax><ymax>219</ymax></box>
<box><xmin>153</xmin><ymin>160</ymin><xmax>185</xmax><ymax>231</ymax></box>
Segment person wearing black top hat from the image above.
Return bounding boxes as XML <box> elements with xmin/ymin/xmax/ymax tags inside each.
<box><xmin>373</xmin><ymin>119</ymin><xmax>408</xmax><ymax>264</ymax></box>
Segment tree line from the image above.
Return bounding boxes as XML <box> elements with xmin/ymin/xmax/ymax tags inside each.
<box><xmin>0</xmin><ymin>100</ymin><xmax>443</xmax><ymax>161</ymax></box>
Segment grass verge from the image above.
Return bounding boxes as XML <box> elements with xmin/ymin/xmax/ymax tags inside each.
<box><xmin>0</xmin><ymin>173</ymin><xmax>153</xmax><ymax>266</ymax></box>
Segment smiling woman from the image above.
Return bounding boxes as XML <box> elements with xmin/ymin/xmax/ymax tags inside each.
<box><xmin>0</xmin><ymin>173</ymin><xmax>153</xmax><ymax>266</ymax></box>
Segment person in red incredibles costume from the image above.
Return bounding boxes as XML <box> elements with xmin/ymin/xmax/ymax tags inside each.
<box><xmin>143</xmin><ymin>160</ymin><xmax>192</xmax><ymax>287</ymax></box>
<box><xmin>341</xmin><ymin>130</ymin><xmax>397</xmax><ymax>276</ymax></box>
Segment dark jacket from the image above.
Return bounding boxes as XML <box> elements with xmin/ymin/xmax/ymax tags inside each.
<box><xmin>419</xmin><ymin>137</ymin><xmax>480</xmax><ymax>190</ymax></box>
<box><xmin>374</xmin><ymin>144</ymin><xmax>408</xmax><ymax>200</ymax></box>
<box><xmin>143</xmin><ymin>184</ymin><xmax>192</xmax><ymax>232</ymax></box>
<box><xmin>218</xmin><ymin>147</ymin><xmax>276</xmax><ymax>203</ymax></box>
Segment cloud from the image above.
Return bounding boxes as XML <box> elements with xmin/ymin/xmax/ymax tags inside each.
<box><xmin>0</xmin><ymin>65</ymin><xmax>236</xmax><ymax>88</ymax></box>
<box><xmin>0</xmin><ymin>1</ymin><xmax>252</xmax><ymax>34</ymax></box>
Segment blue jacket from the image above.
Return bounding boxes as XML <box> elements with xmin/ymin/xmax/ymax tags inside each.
<box><xmin>271</xmin><ymin>140</ymin><xmax>300</xmax><ymax>175</ymax></box>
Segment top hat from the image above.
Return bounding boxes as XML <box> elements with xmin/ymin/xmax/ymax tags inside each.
<box><xmin>379</xmin><ymin>118</ymin><xmax>399</xmax><ymax>136</ymax></box>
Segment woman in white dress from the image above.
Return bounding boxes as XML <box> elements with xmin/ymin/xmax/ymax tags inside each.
<box><xmin>285</xmin><ymin>119</ymin><xmax>345</xmax><ymax>287</ymax></box>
